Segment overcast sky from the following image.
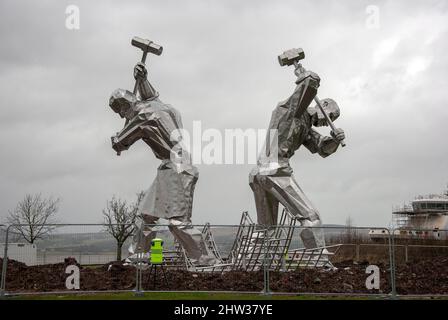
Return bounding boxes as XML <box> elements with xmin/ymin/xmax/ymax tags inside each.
<box><xmin>0</xmin><ymin>0</ymin><xmax>447</xmax><ymax>227</ymax></box>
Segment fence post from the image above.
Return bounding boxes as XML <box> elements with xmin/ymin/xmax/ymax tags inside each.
<box><xmin>134</xmin><ymin>253</ymin><xmax>143</xmax><ymax>297</ymax></box>
<box><xmin>281</xmin><ymin>254</ymin><xmax>286</xmax><ymax>272</ymax></box>
<box><xmin>388</xmin><ymin>228</ymin><xmax>397</xmax><ymax>299</ymax></box>
<box><xmin>134</xmin><ymin>259</ymin><xmax>139</xmax><ymax>293</ymax></box>
<box><xmin>355</xmin><ymin>244</ymin><xmax>360</xmax><ymax>262</ymax></box>
<box><xmin>262</xmin><ymin>228</ymin><xmax>270</xmax><ymax>295</ymax></box>
<box><xmin>1</xmin><ymin>226</ymin><xmax>11</xmax><ymax>297</ymax></box>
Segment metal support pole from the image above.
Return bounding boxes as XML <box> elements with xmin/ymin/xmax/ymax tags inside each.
<box><xmin>262</xmin><ymin>229</ymin><xmax>271</xmax><ymax>295</ymax></box>
<box><xmin>1</xmin><ymin>226</ymin><xmax>11</xmax><ymax>297</ymax></box>
<box><xmin>134</xmin><ymin>264</ymin><xmax>139</xmax><ymax>292</ymax></box>
<box><xmin>356</xmin><ymin>244</ymin><xmax>360</xmax><ymax>262</ymax></box>
<box><xmin>405</xmin><ymin>245</ymin><xmax>408</xmax><ymax>263</ymax></box>
<box><xmin>281</xmin><ymin>254</ymin><xmax>286</xmax><ymax>272</ymax></box>
<box><xmin>134</xmin><ymin>253</ymin><xmax>143</xmax><ymax>297</ymax></box>
<box><xmin>388</xmin><ymin>228</ymin><xmax>397</xmax><ymax>299</ymax></box>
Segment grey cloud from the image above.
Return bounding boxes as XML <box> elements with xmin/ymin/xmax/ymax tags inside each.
<box><xmin>0</xmin><ymin>0</ymin><xmax>447</xmax><ymax>228</ymax></box>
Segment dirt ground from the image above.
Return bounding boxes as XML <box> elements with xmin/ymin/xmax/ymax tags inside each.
<box><xmin>1</xmin><ymin>257</ymin><xmax>447</xmax><ymax>295</ymax></box>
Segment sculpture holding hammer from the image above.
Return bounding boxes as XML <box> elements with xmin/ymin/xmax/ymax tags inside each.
<box><xmin>249</xmin><ymin>48</ymin><xmax>346</xmax><ymax>267</ymax></box>
<box><xmin>108</xmin><ymin>36</ymin><xmax>216</xmax><ymax>266</ymax></box>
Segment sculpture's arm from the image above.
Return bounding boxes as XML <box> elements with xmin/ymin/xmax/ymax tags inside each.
<box><xmin>134</xmin><ymin>62</ymin><xmax>158</xmax><ymax>101</ymax></box>
<box><xmin>111</xmin><ymin>114</ymin><xmax>146</xmax><ymax>153</ymax></box>
<box><xmin>303</xmin><ymin>128</ymin><xmax>341</xmax><ymax>158</ymax></box>
<box><xmin>282</xmin><ymin>70</ymin><xmax>320</xmax><ymax>119</ymax></box>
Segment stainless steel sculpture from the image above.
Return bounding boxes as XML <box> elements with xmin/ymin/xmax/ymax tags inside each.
<box><xmin>109</xmin><ymin>37</ymin><xmax>215</xmax><ymax>266</ymax></box>
<box><xmin>249</xmin><ymin>48</ymin><xmax>346</xmax><ymax>251</ymax></box>
<box><xmin>170</xmin><ymin>210</ymin><xmax>342</xmax><ymax>272</ymax></box>
<box><xmin>170</xmin><ymin>49</ymin><xmax>345</xmax><ymax>273</ymax></box>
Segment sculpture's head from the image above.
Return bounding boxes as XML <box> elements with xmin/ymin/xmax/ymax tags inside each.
<box><xmin>307</xmin><ymin>98</ymin><xmax>340</xmax><ymax>127</ymax></box>
<box><xmin>109</xmin><ymin>89</ymin><xmax>139</xmax><ymax>120</ymax></box>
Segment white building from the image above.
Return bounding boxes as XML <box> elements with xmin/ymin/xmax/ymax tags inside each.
<box><xmin>370</xmin><ymin>190</ymin><xmax>448</xmax><ymax>242</ymax></box>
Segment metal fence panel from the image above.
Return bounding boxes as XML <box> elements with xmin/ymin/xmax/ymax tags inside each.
<box><xmin>0</xmin><ymin>224</ymin><xmax>6</xmax><ymax>295</ymax></box>
<box><xmin>391</xmin><ymin>228</ymin><xmax>448</xmax><ymax>296</ymax></box>
<box><xmin>1</xmin><ymin>222</ymin><xmax>448</xmax><ymax>298</ymax></box>
<box><xmin>137</xmin><ymin>223</ymin><xmax>265</xmax><ymax>293</ymax></box>
<box><xmin>1</xmin><ymin>224</ymin><xmax>137</xmax><ymax>296</ymax></box>
<box><xmin>266</xmin><ymin>226</ymin><xmax>393</xmax><ymax>297</ymax></box>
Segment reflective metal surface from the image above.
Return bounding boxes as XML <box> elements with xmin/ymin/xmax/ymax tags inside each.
<box><xmin>249</xmin><ymin>48</ymin><xmax>346</xmax><ymax>251</ymax></box>
<box><xmin>109</xmin><ymin>42</ymin><xmax>215</xmax><ymax>265</ymax></box>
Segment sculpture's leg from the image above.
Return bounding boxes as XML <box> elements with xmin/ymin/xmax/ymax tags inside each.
<box><xmin>128</xmin><ymin>214</ymin><xmax>159</xmax><ymax>255</ymax></box>
<box><xmin>168</xmin><ymin>215</ymin><xmax>216</xmax><ymax>266</ymax></box>
<box><xmin>262</xmin><ymin>173</ymin><xmax>326</xmax><ymax>249</ymax></box>
<box><xmin>249</xmin><ymin>171</ymin><xmax>279</xmax><ymax>226</ymax></box>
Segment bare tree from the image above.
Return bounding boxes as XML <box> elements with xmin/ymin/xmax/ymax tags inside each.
<box><xmin>344</xmin><ymin>215</ymin><xmax>358</xmax><ymax>243</ymax></box>
<box><xmin>103</xmin><ymin>191</ymin><xmax>144</xmax><ymax>261</ymax></box>
<box><xmin>7</xmin><ymin>194</ymin><xmax>60</xmax><ymax>244</ymax></box>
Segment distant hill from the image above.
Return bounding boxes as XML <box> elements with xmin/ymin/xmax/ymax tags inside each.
<box><xmin>0</xmin><ymin>227</ymin><xmax>22</xmax><ymax>243</ymax></box>
<box><xmin>1</xmin><ymin>223</ymin><xmax>362</xmax><ymax>254</ymax></box>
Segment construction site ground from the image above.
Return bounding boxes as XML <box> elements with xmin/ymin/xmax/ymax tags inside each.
<box><xmin>1</xmin><ymin>256</ymin><xmax>447</xmax><ymax>296</ymax></box>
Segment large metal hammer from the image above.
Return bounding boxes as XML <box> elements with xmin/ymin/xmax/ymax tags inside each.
<box><xmin>116</xmin><ymin>37</ymin><xmax>163</xmax><ymax>155</ymax></box>
<box><xmin>278</xmin><ymin>48</ymin><xmax>346</xmax><ymax>147</ymax></box>
<box><xmin>120</xmin><ymin>36</ymin><xmax>163</xmax><ymax>131</ymax></box>
<box><xmin>131</xmin><ymin>36</ymin><xmax>163</xmax><ymax>95</ymax></box>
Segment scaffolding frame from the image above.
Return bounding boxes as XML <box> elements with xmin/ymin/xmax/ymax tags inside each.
<box><xmin>173</xmin><ymin>209</ymin><xmax>339</xmax><ymax>272</ymax></box>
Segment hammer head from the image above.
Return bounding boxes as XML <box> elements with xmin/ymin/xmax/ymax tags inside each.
<box><xmin>131</xmin><ymin>36</ymin><xmax>163</xmax><ymax>56</ymax></box>
<box><xmin>278</xmin><ymin>48</ymin><xmax>305</xmax><ymax>66</ymax></box>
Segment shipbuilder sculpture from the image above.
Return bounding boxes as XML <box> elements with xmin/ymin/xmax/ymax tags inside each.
<box><xmin>249</xmin><ymin>48</ymin><xmax>346</xmax><ymax>251</ymax></box>
<box><xmin>108</xmin><ymin>37</ymin><xmax>215</xmax><ymax>266</ymax></box>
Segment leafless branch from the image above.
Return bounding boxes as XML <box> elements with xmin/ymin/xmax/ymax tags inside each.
<box><xmin>103</xmin><ymin>191</ymin><xmax>144</xmax><ymax>260</ymax></box>
<box><xmin>6</xmin><ymin>194</ymin><xmax>60</xmax><ymax>244</ymax></box>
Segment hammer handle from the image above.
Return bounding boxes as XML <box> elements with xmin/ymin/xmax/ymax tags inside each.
<box><xmin>124</xmin><ymin>50</ymin><xmax>149</xmax><ymax>131</ymax></box>
<box><xmin>119</xmin><ymin>42</ymin><xmax>152</xmax><ymax>156</ymax></box>
<box><xmin>314</xmin><ymin>96</ymin><xmax>346</xmax><ymax>147</ymax></box>
<box><xmin>133</xmin><ymin>51</ymin><xmax>149</xmax><ymax>95</ymax></box>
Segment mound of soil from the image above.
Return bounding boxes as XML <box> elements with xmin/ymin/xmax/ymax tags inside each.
<box><xmin>1</xmin><ymin>257</ymin><xmax>136</xmax><ymax>292</ymax></box>
<box><xmin>1</xmin><ymin>257</ymin><xmax>447</xmax><ymax>295</ymax></box>
<box><xmin>394</xmin><ymin>257</ymin><xmax>448</xmax><ymax>295</ymax></box>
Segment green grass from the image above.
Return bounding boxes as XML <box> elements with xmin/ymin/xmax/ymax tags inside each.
<box><xmin>7</xmin><ymin>292</ymin><xmax>374</xmax><ymax>300</ymax></box>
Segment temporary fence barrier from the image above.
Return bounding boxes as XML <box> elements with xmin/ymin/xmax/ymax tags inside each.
<box><xmin>1</xmin><ymin>221</ymin><xmax>447</xmax><ymax>298</ymax></box>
